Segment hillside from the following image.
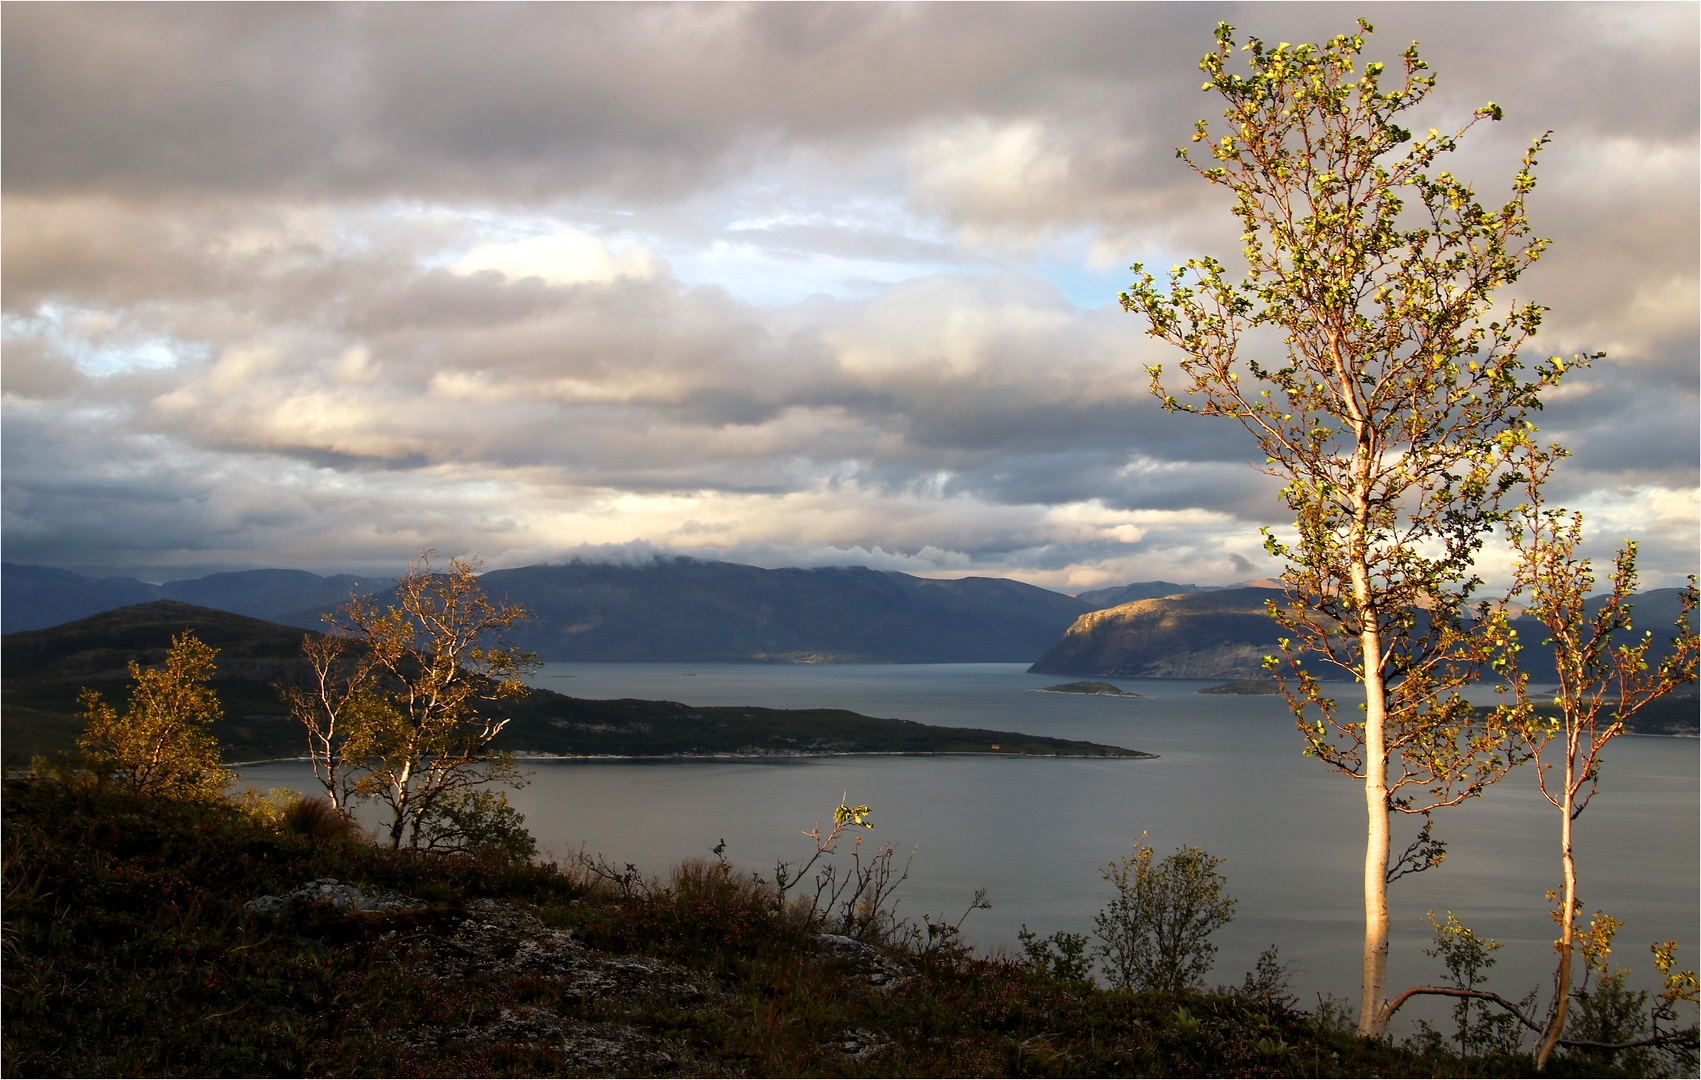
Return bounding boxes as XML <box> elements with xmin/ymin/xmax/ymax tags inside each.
<box><xmin>1030</xmin><ymin>588</ymin><xmax>1289</xmax><ymax>680</ymax></box>
<box><xmin>1</xmin><ymin>603</ymin><xmax>1147</xmax><ymax>762</ymax></box>
<box><xmin>1028</xmin><ymin>587</ymin><xmax>1695</xmax><ymax>692</ymax></box>
<box><xmin>2</xmin><ymin>778</ymin><xmax>1465</xmax><ymax>1079</ymax></box>
<box><xmin>1</xmin><ymin>601</ymin><xmax>320</xmax><ymax>762</ymax></box>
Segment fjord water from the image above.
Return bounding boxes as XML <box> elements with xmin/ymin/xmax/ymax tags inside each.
<box><xmin>236</xmin><ymin>662</ymin><xmax>1697</xmax><ymax>1025</ymax></box>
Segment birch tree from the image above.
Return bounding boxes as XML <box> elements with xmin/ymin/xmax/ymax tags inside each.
<box><xmin>77</xmin><ymin>631</ymin><xmax>229</xmax><ymax>800</ymax></box>
<box><xmin>277</xmin><ymin>632</ymin><xmax>380</xmax><ymax>813</ymax></box>
<box><xmin>322</xmin><ymin>552</ymin><xmax>537</xmax><ymax>849</ymax></box>
<box><xmin>1121</xmin><ymin>20</ymin><xmax>1570</xmax><ymax>1036</ymax></box>
<box><xmin>1505</xmin><ymin>457</ymin><xmax>1699</xmax><ymax>1069</ymax></box>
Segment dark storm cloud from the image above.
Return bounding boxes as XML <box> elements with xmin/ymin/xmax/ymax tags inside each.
<box><xmin>3</xmin><ymin>2</ymin><xmax>1203</xmax><ymax>202</ymax></box>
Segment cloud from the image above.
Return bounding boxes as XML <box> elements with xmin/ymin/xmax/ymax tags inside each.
<box><xmin>2</xmin><ymin>3</ymin><xmax>1693</xmax><ymax>590</ymax></box>
<box><xmin>450</xmin><ymin>231</ymin><xmax>655</xmax><ymax>287</ymax></box>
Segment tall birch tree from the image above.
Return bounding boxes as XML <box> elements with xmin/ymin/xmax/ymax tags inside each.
<box><xmin>1121</xmin><ymin>20</ymin><xmax>1569</xmax><ymax>1036</ymax></box>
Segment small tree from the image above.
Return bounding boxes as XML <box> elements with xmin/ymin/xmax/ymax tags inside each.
<box><xmin>1413</xmin><ymin>912</ymin><xmax>1535</xmax><ymax>1058</ymax></box>
<box><xmin>1121</xmin><ymin>20</ymin><xmax>1570</xmax><ymax>1034</ymax></box>
<box><xmin>1095</xmin><ymin>837</ymin><xmax>1236</xmax><ymax>994</ymax></box>
<box><xmin>317</xmin><ymin>551</ymin><xmax>539</xmax><ymax>849</ymax></box>
<box><xmin>1505</xmin><ymin>459</ymin><xmax>1699</xmax><ymax>1069</ymax></box>
<box><xmin>76</xmin><ymin>631</ymin><xmax>229</xmax><ymax>800</ymax></box>
<box><xmin>277</xmin><ymin>632</ymin><xmax>383</xmax><ymax>813</ymax></box>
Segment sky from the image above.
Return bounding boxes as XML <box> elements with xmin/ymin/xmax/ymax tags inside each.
<box><xmin>3</xmin><ymin>2</ymin><xmax>1696</xmax><ymax>593</ymax></box>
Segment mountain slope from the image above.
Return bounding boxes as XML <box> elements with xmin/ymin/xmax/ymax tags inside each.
<box><xmin>1030</xmin><ymin>586</ymin><xmax>1696</xmax><ymax>685</ymax></box>
<box><xmin>1029</xmin><ymin>588</ymin><xmax>1288</xmax><ymax>679</ymax></box>
<box><xmin>273</xmin><ymin>559</ymin><xmax>1093</xmax><ymax>664</ymax></box>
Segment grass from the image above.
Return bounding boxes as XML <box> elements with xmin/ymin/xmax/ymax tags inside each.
<box><xmin>1</xmin><ymin>776</ymin><xmax>1659</xmax><ymax>1077</ymax></box>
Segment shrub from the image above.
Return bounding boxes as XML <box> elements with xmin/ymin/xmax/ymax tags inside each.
<box><xmin>414</xmin><ymin>788</ymin><xmax>536</xmax><ymax>861</ymax></box>
<box><xmin>1018</xmin><ymin>925</ymin><xmax>1094</xmax><ymax>985</ymax></box>
<box><xmin>281</xmin><ymin>795</ymin><xmax>362</xmax><ymax>841</ymax></box>
<box><xmin>1095</xmin><ymin>837</ymin><xmax>1235</xmax><ymax>993</ymax></box>
<box><xmin>1415</xmin><ymin>911</ymin><xmax>1536</xmax><ymax>1058</ymax></box>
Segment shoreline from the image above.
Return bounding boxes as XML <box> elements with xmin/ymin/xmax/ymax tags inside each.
<box><xmin>230</xmin><ymin>749</ymin><xmax>1159</xmax><ymax>767</ymax></box>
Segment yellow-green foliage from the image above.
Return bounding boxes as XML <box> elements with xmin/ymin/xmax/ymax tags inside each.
<box><xmin>76</xmin><ymin>631</ymin><xmax>229</xmax><ymax>800</ymax></box>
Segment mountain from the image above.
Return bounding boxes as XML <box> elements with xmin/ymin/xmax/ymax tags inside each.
<box><xmin>1029</xmin><ymin>586</ymin><xmax>1696</xmax><ymax>685</ymax></box>
<box><xmin>1074</xmin><ymin>581</ymin><xmax>1206</xmax><ymax>608</ymax></box>
<box><xmin>1030</xmin><ymin>588</ymin><xmax>1288</xmax><ymax>679</ymax></box>
<box><xmin>269</xmin><ymin>560</ymin><xmax>1093</xmax><ymax>663</ymax></box>
<box><xmin>157</xmin><ymin>569</ymin><xmax>381</xmax><ymax>622</ymax></box>
<box><xmin>1</xmin><ymin>563</ymin><xmax>164</xmax><ymax>633</ymax></box>
<box><xmin>1</xmin><ymin>563</ymin><xmax>386</xmax><ymax>634</ymax></box>
<box><xmin>457</xmin><ymin>560</ymin><xmax>1092</xmax><ymax>663</ymax></box>
<box><xmin>9</xmin><ymin>559</ymin><xmax>1086</xmax><ymax>663</ymax></box>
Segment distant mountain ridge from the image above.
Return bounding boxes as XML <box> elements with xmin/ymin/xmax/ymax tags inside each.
<box><xmin>1</xmin><ymin>563</ymin><xmax>386</xmax><ymax>634</ymax></box>
<box><xmin>16</xmin><ymin>561</ymin><xmax>1677</xmax><ymax>678</ymax></box>
<box><xmin>0</xmin><ymin>601</ymin><xmax>1151</xmax><ymax>761</ymax></box>
<box><xmin>7</xmin><ymin>559</ymin><xmax>1102</xmax><ymax>663</ymax></box>
<box><xmin>398</xmin><ymin>560</ymin><xmax>1094</xmax><ymax>663</ymax></box>
<box><xmin>7</xmin><ymin>559</ymin><xmax>1233</xmax><ymax>664</ymax></box>
<box><xmin>1073</xmin><ymin>581</ymin><xmax>1207</xmax><ymax>607</ymax></box>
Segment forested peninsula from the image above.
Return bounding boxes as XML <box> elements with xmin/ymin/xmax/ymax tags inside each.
<box><xmin>0</xmin><ymin>601</ymin><xmax>1150</xmax><ymax>762</ymax></box>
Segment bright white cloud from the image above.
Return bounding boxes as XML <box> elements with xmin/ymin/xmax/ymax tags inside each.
<box><xmin>451</xmin><ymin>230</ymin><xmax>654</xmax><ymax>286</ymax></box>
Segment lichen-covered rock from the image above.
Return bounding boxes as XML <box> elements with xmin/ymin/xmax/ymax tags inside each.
<box><xmin>386</xmin><ymin>898</ymin><xmax>707</xmax><ymax>1072</ymax></box>
<box><xmin>811</xmin><ymin>932</ymin><xmax>915</xmax><ymax>990</ymax></box>
<box><xmin>243</xmin><ymin>877</ymin><xmax>417</xmax><ymax>916</ymax></box>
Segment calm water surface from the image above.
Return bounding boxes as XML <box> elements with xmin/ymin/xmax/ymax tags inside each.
<box><xmin>236</xmin><ymin>662</ymin><xmax>1698</xmax><ymax>1030</ymax></box>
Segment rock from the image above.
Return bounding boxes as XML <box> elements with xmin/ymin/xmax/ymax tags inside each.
<box><xmin>810</xmin><ymin>932</ymin><xmax>914</xmax><ymax>991</ymax></box>
<box><xmin>387</xmin><ymin>898</ymin><xmax>707</xmax><ymax>1073</ymax></box>
<box><xmin>243</xmin><ymin>877</ymin><xmax>419</xmax><ymax>916</ymax></box>
<box><xmin>835</xmin><ymin>1026</ymin><xmax>892</xmax><ymax>1062</ymax></box>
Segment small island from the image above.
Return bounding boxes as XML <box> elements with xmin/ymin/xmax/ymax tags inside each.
<box><xmin>1197</xmin><ymin>679</ymin><xmax>1283</xmax><ymax>695</ymax></box>
<box><xmin>1033</xmin><ymin>681</ymin><xmax>1141</xmax><ymax>698</ymax></box>
<box><xmin>507</xmin><ymin>691</ymin><xmax>1157</xmax><ymax>758</ymax></box>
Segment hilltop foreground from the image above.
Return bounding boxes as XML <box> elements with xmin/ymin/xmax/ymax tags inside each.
<box><xmin>3</xmin><ymin>777</ymin><xmax>1623</xmax><ymax>1078</ymax></box>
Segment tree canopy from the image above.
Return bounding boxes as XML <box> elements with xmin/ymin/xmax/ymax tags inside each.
<box><xmin>1122</xmin><ymin>19</ymin><xmax>1570</xmax><ymax>1036</ymax></box>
